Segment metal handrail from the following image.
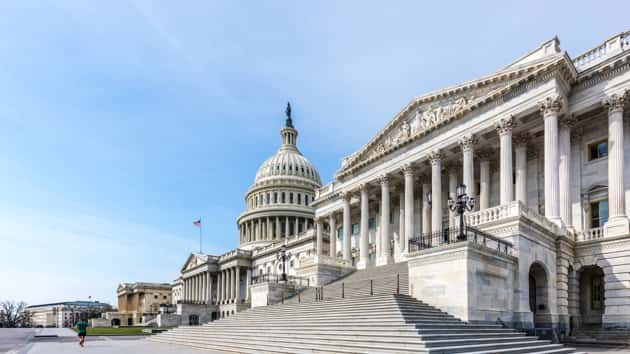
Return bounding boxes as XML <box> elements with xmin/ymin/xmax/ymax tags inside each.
<box><xmin>408</xmin><ymin>226</ymin><xmax>512</xmax><ymax>254</ymax></box>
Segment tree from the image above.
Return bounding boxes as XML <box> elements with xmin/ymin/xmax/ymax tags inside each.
<box><xmin>0</xmin><ymin>301</ymin><xmax>30</xmax><ymax>328</ymax></box>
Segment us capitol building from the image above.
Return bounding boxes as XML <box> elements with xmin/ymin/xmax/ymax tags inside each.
<box><xmin>140</xmin><ymin>31</ymin><xmax>630</xmax><ymax>337</ymax></box>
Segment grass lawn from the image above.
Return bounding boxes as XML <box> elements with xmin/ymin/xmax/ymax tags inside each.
<box><xmin>72</xmin><ymin>327</ymin><xmax>150</xmax><ymax>336</ymax></box>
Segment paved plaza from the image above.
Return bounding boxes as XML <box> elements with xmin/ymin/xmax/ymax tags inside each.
<box><xmin>0</xmin><ymin>328</ymin><xmax>628</xmax><ymax>354</ymax></box>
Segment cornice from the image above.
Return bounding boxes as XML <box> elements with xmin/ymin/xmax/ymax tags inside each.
<box><xmin>335</xmin><ymin>55</ymin><xmax>576</xmax><ymax>180</ymax></box>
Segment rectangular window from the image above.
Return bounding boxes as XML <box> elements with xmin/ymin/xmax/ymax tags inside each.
<box><xmin>282</xmin><ymin>192</ymin><xmax>286</xmax><ymax>203</ymax></box>
<box><xmin>274</xmin><ymin>193</ymin><xmax>278</xmax><ymax>203</ymax></box>
<box><xmin>297</xmin><ymin>194</ymin><xmax>301</xmax><ymax>205</ymax></box>
<box><xmin>588</xmin><ymin>140</ymin><xmax>608</xmax><ymax>161</ymax></box>
<box><xmin>352</xmin><ymin>223</ymin><xmax>359</xmax><ymax>235</ymax></box>
<box><xmin>289</xmin><ymin>193</ymin><xmax>294</xmax><ymax>204</ymax></box>
<box><xmin>305</xmin><ymin>195</ymin><xmax>309</xmax><ymax>206</ymax></box>
<box><xmin>590</xmin><ymin>199</ymin><xmax>609</xmax><ymax>228</ymax></box>
<box><xmin>368</xmin><ymin>218</ymin><xmax>376</xmax><ymax>229</ymax></box>
<box><xmin>337</xmin><ymin>227</ymin><xmax>343</xmax><ymax>239</ymax></box>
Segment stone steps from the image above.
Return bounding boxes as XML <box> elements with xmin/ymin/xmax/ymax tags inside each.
<box><xmin>150</xmin><ymin>262</ymin><xmax>581</xmax><ymax>353</ymax></box>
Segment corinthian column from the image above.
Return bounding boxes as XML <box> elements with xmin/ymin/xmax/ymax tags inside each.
<box><xmin>402</xmin><ymin>164</ymin><xmax>415</xmax><ymax>252</ymax></box>
<box><xmin>377</xmin><ymin>175</ymin><xmax>392</xmax><ymax>266</ymax></box>
<box><xmin>397</xmin><ymin>188</ymin><xmax>405</xmax><ymax>259</ymax></box>
<box><xmin>329</xmin><ymin>213</ymin><xmax>337</xmax><ymax>258</ymax></box>
<box><xmin>559</xmin><ymin>117</ymin><xmax>575</xmax><ymax>228</ymax></box>
<box><xmin>357</xmin><ymin>184</ymin><xmax>369</xmax><ymax>269</ymax></box>
<box><xmin>235</xmin><ymin>267</ymin><xmax>241</xmax><ymax>304</ymax></box>
<box><xmin>447</xmin><ymin>166</ymin><xmax>458</xmax><ymax>228</ymax></box>
<box><xmin>342</xmin><ymin>193</ymin><xmax>352</xmax><ymax>261</ymax></box>
<box><xmin>316</xmin><ymin>218</ymin><xmax>323</xmax><ymax>256</ymax></box>
<box><xmin>496</xmin><ymin>116</ymin><xmax>514</xmax><ymax>205</ymax></box>
<box><xmin>540</xmin><ymin>96</ymin><xmax>562</xmax><ymax>225</ymax></box>
<box><xmin>421</xmin><ymin>177</ymin><xmax>432</xmax><ymax>234</ymax></box>
<box><xmin>459</xmin><ymin>133</ymin><xmax>476</xmax><ymax>197</ymax></box>
<box><xmin>604</xmin><ymin>92</ymin><xmax>630</xmax><ymax>236</ymax></box>
<box><xmin>514</xmin><ymin>134</ymin><xmax>529</xmax><ymax>205</ymax></box>
<box><xmin>478</xmin><ymin>150</ymin><xmax>491</xmax><ymax>210</ymax></box>
<box><xmin>429</xmin><ymin>151</ymin><xmax>443</xmax><ymax>232</ymax></box>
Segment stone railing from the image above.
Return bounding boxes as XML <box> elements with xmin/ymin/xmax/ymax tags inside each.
<box><xmin>465</xmin><ymin>201</ymin><xmax>558</xmax><ymax>234</ymax></box>
<box><xmin>577</xmin><ymin>227</ymin><xmax>604</xmax><ymax>242</ymax></box>
<box><xmin>218</xmin><ymin>248</ymin><xmax>252</xmax><ymax>261</ymax></box>
<box><xmin>301</xmin><ymin>255</ymin><xmax>353</xmax><ymax>268</ymax></box>
<box><xmin>251</xmin><ymin>230</ymin><xmax>316</xmax><ymax>257</ymax></box>
<box><xmin>573</xmin><ymin>31</ymin><xmax>630</xmax><ymax>71</ymax></box>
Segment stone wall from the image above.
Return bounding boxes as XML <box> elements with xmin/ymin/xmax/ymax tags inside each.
<box><xmin>407</xmin><ymin>242</ymin><xmax>517</xmax><ymax>324</ymax></box>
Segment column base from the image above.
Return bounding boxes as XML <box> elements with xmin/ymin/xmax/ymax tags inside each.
<box><xmin>356</xmin><ymin>259</ymin><xmax>368</xmax><ymax>270</ymax></box>
<box><xmin>376</xmin><ymin>254</ymin><xmax>393</xmax><ymax>267</ymax></box>
<box><xmin>605</xmin><ymin>216</ymin><xmax>630</xmax><ymax>237</ymax></box>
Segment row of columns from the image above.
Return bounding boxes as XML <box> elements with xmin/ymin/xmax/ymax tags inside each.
<box><xmin>240</xmin><ymin>216</ymin><xmax>313</xmax><ymax>243</ymax></box>
<box><xmin>314</xmin><ymin>91</ymin><xmax>629</xmax><ymax>266</ymax></box>
<box><xmin>182</xmin><ymin>266</ymin><xmax>252</xmax><ymax>305</ymax></box>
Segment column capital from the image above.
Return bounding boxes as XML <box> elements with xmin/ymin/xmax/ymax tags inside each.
<box><xmin>378</xmin><ymin>174</ymin><xmax>390</xmax><ymax>185</ymax></box>
<box><xmin>458</xmin><ymin>133</ymin><xmax>477</xmax><ymax>152</ymax></box>
<box><xmin>400</xmin><ymin>163</ymin><xmax>415</xmax><ymax>176</ymax></box>
<box><xmin>513</xmin><ymin>133</ymin><xmax>530</xmax><ymax>148</ymax></box>
<box><xmin>603</xmin><ymin>91</ymin><xmax>628</xmax><ymax>114</ymax></box>
<box><xmin>428</xmin><ymin>150</ymin><xmax>442</xmax><ymax>165</ymax></box>
<box><xmin>340</xmin><ymin>191</ymin><xmax>352</xmax><ymax>202</ymax></box>
<box><xmin>560</xmin><ymin>115</ymin><xmax>577</xmax><ymax>129</ymax></box>
<box><xmin>495</xmin><ymin>116</ymin><xmax>515</xmax><ymax>136</ymax></box>
<box><xmin>539</xmin><ymin>95</ymin><xmax>564</xmax><ymax>116</ymax></box>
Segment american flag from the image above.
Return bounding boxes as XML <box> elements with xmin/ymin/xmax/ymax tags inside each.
<box><xmin>193</xmin><ymin>219</ymin><xmax>201</xmax><ymax>227</ymax></box>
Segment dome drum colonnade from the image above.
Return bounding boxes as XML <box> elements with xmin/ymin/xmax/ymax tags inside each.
<box><xmin>237</xmin><ymin>104</ymin><xmax>322</xmax><ymax>250</ymax></box>
<box><xmin>312</xmin><ymin>91</ymin><xmax>630</xmax><ymax>269</ymax></box>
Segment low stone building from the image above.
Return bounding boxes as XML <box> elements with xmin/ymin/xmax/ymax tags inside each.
<box><xmin>26</xmin><ymin>301</ymin><xmax>112</xmax><ymax>328</ymax></box>
<box><xmin>115</xmin><ymin>282</ymin><xmax>172</xmax><ymax>326</ymax></box>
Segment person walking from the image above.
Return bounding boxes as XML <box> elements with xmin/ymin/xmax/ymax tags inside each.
<box><xmin>75</xmin><ymin>318</ymin><xmax>88</xmax><ymax>347</ymax></box>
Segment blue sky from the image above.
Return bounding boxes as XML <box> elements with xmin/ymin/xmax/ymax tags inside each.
<box><xmin>1</xmin><ymin>0</ymin><xmax>628</xmax><ymax>306</ymax></box>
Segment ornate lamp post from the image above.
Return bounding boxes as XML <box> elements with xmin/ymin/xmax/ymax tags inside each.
<box><xmin>447</xmin><ymin>184</ymin><xmax>475</xmax><ymax>240</ymax></box>
<box><xmin>276</xmin><ymin>245</ymin><xmax>292</xmax><ymax>282</ymax></box>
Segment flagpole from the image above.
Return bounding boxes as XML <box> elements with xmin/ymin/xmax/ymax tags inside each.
<box><xmin>199</xmin><ymin>217</ymin><xmax>202</xmax><ymax>253</ymax></box>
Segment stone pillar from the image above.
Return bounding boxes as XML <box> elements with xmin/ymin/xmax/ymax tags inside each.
<box><xmin>316</xmin><ymin>218</ymin><xmax>323</xmax><ymax>256</ymax></box>
<box><xmin>422</xmin><ymin>179</ymin><xmax>431</xmax><ymax>234</ymax></box>
<box><xmin>295</xmin><ymin>217</ymin><xmax>299</xmax><ymax>236</ymax></box>
<box><xmin>215</xmin><ymin>273</ymin><xmax>220</xmax><ymax>303</ymax></box>
<box><xmin>377</xmin><ymin>175</ymin><xmax>392</xmax><ymax>266</ymax></box>
<box><xmin>478</xmin><ymin>152</ymin><xmax>491</xmax><ymax>210</ymax></box>
<box><xmin>200</xmin><ymin>274</ymin><xmax>205</xmax><ymax>303</ymax></box>
<box><xmin>285</xmin><ymin>216</ymin><xmax>290</xmax><ymax>239</ymax></box>
<box><xmin>496</xmin><ymin>116</ymin><xmax>514</xmax><ymax>205</ymax></box>
<box><xmin>235</xmin><ymin>267</ymin><xmax>241</xmax><ymax>304</ymax></box>
<box><xmin>448</xmin><ymin>167</ymin><xmax>458</xmax><ymax>228</ymax></box>
<box><xmin>429</xmin><ymin>150</ymin><xmax>442</xmax><ymax>232</ymax></box>
<box><xmin>559</xmin><ymin>118</ymin><xmax>574</xmax><ymax>228</ymax></box>
<box><xmin>540</xmin><ymin>96</ymin><xmax>562</xmax><ymax>224</ymax></box>
<box><xmin>267</xmin><ymin>217</ymin><xmax>271</xmax><ymax>240</ymax></box>
<box><xmin>211</xmin><ymin>272</ymin><xmax>213</xmax><ymax>305</ymax></box>
<box><xmin>246</xmin><ymin>268</ymin><xmax>252</xmax><ymax>302</ymax></box>
<box><xmin>459</xmin><ymin>133</ymin><xmax>475</xmax><ymax>197</ymax></box>
<box><xmin>402</xmin><ymin>164</ymin><xmax>415</xmax><ymax>253</ymax></box>
<box><xmin>329</xmin><ymin>213</ymin><xmax>337</xmax><ymax>258</ymax></box>
<box><xmin>514</xmin><ymin>134</ymin><xmax>529</xmax><ymax>205</ymax></box>
<box><xmin>275</xmin><ymin>216</ymin><xmax>280</xmax><ymax>240</ymax></box>
<box><xmin>221</xmin><ymin>270</ymin><xmax>226</xmax><ymax>303</ymax></box>
<box><xmin>604</xmin><ymin>92</ymin><xmax>630</xmax><ymax>236</ymax></box>
<box><xmin>357</xmin><ymin>184</ymin><xmax>369</xmax><ymax>269</ymax></box>
<box><xmin>257</xmin><ymin>220</ymin><xmax>262</xmax><ymax>241</ymax></box>
<box><xmin>342</xmin><ymin>193</ymin><xmax>352</xmax><ymax>262</ymax></box>
<box><xmin>397</xmin><ymin>188</ymin><xmax>405</xmax><ymax>260</ymax></box>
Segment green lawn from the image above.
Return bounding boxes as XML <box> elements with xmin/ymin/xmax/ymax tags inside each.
<box><xmin>72</xmin><ymin>327</ymin><xmax>149</xmax><ymax>336</ymax></box>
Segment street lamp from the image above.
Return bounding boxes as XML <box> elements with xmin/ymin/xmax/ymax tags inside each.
<box><xmin>276</xmin><ymin>246</ymin><xmax>292</xmax><ymax>282</ymax></box>
<box><xmin>448</xmin><ymin>184</ymin><xmax>475</xmax><ymax>240</ymax></box>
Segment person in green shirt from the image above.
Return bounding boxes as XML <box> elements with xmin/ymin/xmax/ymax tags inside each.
<box><xmin>75</xmin><ymin>319</ymin><xmax>88</xmax><ymax>347</ymax></box>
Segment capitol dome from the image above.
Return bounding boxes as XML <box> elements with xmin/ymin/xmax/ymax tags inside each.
<box><xmin>237</xmin><ymin>103</ymin><xmax>322</xmax><ymax>251</ymax></box>
<box><xmin>254</xmin><ymin>147</ymin><xmax>321</xmax><ymax>186</ymax></box>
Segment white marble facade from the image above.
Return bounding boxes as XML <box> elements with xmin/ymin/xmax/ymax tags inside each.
<box><xmin>173</xmin><ymin>31</ymin><xmax>630</xmax><ymax>333</ymax></box>
<box><xmin>313</xmin><ymin>31</ymin><xmax>630</xmax><ymax>332</ymax></box>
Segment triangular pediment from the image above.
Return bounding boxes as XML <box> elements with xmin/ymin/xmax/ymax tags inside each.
<box><xmin>180</xmin><ymin>253</ymin><xmax>207</xmax><ymax>273</ymax></box>
<box><xmin>336</xmin><ymin>43</ymin><xmax>576</xmax><ymax>179</ymax></box>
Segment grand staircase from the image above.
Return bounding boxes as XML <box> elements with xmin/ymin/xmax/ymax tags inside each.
<box><xmin>150</xmin><ymin>263</ymin><xmax>583</xmax><ymax>354</ymax></box>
